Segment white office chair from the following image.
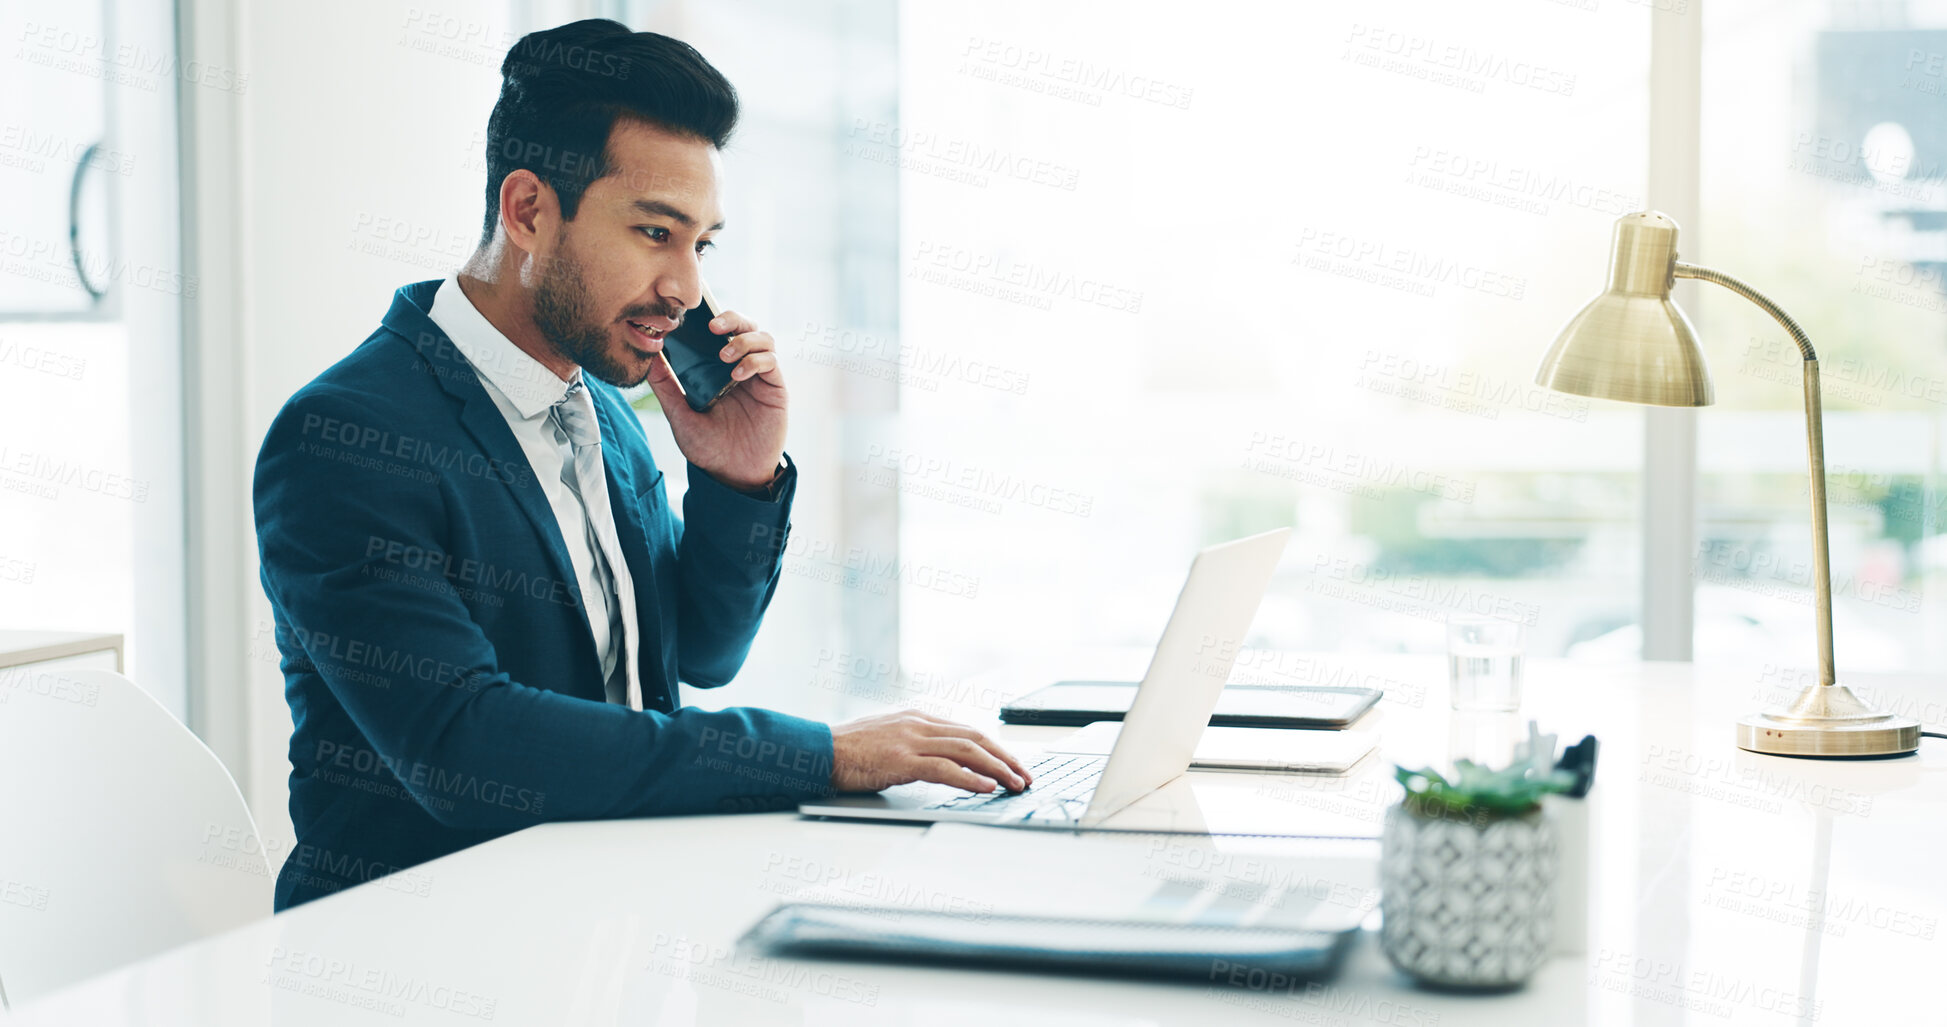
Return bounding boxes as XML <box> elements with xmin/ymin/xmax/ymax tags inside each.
<box><xmin>0</xmin><ymin>666</ymin><xmax>271</xmax><ymax>1008</ymax></box>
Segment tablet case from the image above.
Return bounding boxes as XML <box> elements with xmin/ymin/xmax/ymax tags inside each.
<box><xmin>740</xmin><ymin>902</ymin><xmax>1355</xmax><ymax>981</ymax></box>
<box><xmin>1000</xmin><ymin>681</ymin><xmax>1381</xmax><ymax>728</ymax></box>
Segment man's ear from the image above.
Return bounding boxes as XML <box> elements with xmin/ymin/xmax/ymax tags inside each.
<box><xmin>497</xmin><ymin>169</ymin><xmax>556</xmax><ymax>256</ymax></box>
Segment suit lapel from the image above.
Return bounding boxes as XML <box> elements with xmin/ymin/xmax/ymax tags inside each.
<box><xmin>380</xmin><ymin>283</ymin><xmax>600</xmax><ymax>660</ymax></box>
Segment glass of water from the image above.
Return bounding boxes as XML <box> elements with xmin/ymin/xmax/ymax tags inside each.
<box><xmin>1447</xmin><ymin>615</ymin><xmax>1523</xmax><ymax>712</ymax></box>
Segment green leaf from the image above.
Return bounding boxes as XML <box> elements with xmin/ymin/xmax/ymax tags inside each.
<box><xmin>1390</xmin><ymin>722</ymin><xmax>1579</xmax><ymax>817</ymax></box>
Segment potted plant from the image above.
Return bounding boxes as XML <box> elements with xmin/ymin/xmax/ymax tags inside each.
<box><xmin>1379</xmin><ymin>724</ymin><xmax>1578</xmax><ymax>990</ymax></box>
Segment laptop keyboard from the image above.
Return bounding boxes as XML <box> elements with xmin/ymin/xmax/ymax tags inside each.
<box><xmin>921</xmin><ymin>753</ymin><xmax>1105</xmax><ymax>819</ymax></box>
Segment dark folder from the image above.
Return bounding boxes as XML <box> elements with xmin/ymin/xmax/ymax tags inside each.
<box><xmin>741</xmin><ymin>902</ymin><xmax>1356</xmax><ymax>981</ymax></box>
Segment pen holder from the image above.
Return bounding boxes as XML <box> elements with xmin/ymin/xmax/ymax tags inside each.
<box><xmin>1378</xmin><ymin>798</ymin><xmax>1558</xmax><ymax>990</ymax></box>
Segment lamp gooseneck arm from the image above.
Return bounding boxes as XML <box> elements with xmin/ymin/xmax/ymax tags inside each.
<box><xmin>1674</xmin><ymin>263</ymin><xmax>1817</xmax><ymax>361</ymax></box>
<box><xmin>1673</xmin><ymin>261</ymin><xmax>1837</xmax><ymax>688</ymax></box>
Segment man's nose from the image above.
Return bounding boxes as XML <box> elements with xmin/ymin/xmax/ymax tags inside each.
<box><xmin>658</xmin><ymin>260</ymin><xmax>704</xmax><ymax>313</ymax></box>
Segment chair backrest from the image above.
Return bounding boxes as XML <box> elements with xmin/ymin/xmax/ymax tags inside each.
<box><xmin>0</xmin><ymin>666</ymin><xmax>270</xmax><ymax>1007</ymax></box>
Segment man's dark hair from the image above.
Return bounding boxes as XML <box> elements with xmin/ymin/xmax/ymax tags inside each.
<box><xmin>480</xmin><ymin>19</ymin><xmax>739</xmax><ymax>244</ymax></box>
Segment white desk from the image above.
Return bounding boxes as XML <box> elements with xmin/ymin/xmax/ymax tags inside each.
<box><xmin>10</xmin><ymin>655</ymin><xmax>1943</xmax><ymax>1025</ymax></box>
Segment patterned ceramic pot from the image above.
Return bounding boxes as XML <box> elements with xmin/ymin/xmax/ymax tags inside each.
<box><xmin>1378</xmin><ymin>800</ymin><xmax>1557</xmax><ymax>989</ymax></box>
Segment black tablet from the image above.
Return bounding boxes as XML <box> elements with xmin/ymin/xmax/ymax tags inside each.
<box><xmin>1000</xmin><ymin>681</ymin><xmax>1381</xmax><ymax>729</ymax></box>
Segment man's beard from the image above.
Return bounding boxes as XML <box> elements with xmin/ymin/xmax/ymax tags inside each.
<box><xmin>531</xmin><ymin>239</ymin><xmax>671</xmax><ymax>388</ymax></box>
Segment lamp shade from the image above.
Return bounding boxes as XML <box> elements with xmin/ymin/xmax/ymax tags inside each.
<box><xmin>1534</xmin><ymin>212</ymin><xmax>1714</xmax><ymax>407</ymax></box>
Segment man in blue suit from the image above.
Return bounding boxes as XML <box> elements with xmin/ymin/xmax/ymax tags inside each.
<box><xmin>254</xmin><ymin>20</ymin><xmax>1029</xmax><ymax>911</ymax></box>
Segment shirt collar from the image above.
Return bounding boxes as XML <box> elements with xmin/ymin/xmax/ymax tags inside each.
<box><xmin>427</xmin><ymin>274</ymin><xmax>581</xmax><ymax>420</ymax></box>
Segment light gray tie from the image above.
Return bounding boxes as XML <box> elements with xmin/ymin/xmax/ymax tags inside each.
<box><xmin>548</xmin><ymin>383</ymin><xmax>629</xmax><ymax>703</ymax></box>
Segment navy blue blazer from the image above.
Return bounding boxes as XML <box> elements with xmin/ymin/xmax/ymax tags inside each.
<box><xmin>254</xmin><ymin>280</ymin><xmax>833</xmax><ymax>912</ymax></box>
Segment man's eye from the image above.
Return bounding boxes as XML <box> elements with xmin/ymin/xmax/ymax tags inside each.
<box><xmin>638</xmin><ymin>226</ymin><xmax>669</xmax><ymax>242</ymax></box>
<box><xmin>696</xmin><ymin>239</ymin><xmax>715</xmax><ymax>257</ymax></box>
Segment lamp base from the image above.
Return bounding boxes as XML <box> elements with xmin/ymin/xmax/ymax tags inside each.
<box><xmin>1736</xmin><ymin>682</ymin><xmax>1919</xmax><ymax>758</ymax></box>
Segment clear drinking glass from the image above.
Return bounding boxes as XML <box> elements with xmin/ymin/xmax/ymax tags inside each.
<box><xmin>1447</xmin><ymin>615</ymin><xmax>1523</xmax><ymax>712</ymax></box>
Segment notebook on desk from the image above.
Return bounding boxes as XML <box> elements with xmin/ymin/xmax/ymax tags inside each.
<box><xmin>1047</xmin><ymin>721</ymin><xmax>1379</xmax><ymax>773</ymax></box>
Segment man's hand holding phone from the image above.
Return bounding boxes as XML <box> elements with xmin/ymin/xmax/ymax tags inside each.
<box><xmin>642</xmin><ymin>283</ymin><xmax>787</xmax><ymax>493</ymax></box>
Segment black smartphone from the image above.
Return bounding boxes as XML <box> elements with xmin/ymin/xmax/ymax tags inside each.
<box><xmin>659</xmin><ymin>281</ymin><xmax>740</xmax><ymax>412</ymax></box>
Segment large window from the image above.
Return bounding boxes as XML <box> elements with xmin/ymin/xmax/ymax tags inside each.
<box><xmin>1698</xmin><ymin>2</ymin><xmax>1947</xmax><ymax>677</ymax></box>
<box><xmin>621</xmin><ymin>0</ymin><xmax>1947</xmax><ymax>722</ymax></box>
<box><xmin>894</xmin><ymin>1</ymin><xmax>1652</xmax><ymax>692</ymax></box>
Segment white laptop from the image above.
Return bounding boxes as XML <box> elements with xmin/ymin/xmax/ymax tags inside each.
<box><xmin>797</xmin><ymin>527</ymin><xmax>1292</xmax><ymax>828</ymax></box>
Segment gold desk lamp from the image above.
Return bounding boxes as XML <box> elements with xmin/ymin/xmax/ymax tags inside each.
<box><xmin>1535</xmin><ymin>211</ymin><xmax>1919</xmax><ymax>758</ymax></box>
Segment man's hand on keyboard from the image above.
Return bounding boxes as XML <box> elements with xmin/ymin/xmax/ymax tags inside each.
<box><xmin>829</xmin><ymin>712</ymin><xmax>1033</xmax><ymax>794</ymax></box>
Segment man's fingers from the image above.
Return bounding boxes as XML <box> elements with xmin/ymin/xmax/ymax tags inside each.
<box><xmin>710</xmin><ymin>310</ymin><xmax>758</xmax><ymax>337</ymax></box>
<box><xmin>731</xmin><ymin>353</ymin><xmax>776</xmax><ymax>381</ymax></box>
<box><xmin>718</xmin><ymin>331</ymin><xmax>776</xmax><ymax>369</ymax></box>
<box><xmin>919</xmin><ymin>722</ymin><xmax>1033</xmax><ymax>786</ymax></box>
<box><xmin>920</xmin><ymin>738</ymin><xmax>1026</xmax><ymax>791</ymax></box>
<box><xmin>919</xmin><ymin>756</ymin><xmax>996</xmax><ymax>794</ymax></box>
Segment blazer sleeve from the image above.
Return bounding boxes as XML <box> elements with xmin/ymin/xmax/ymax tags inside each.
<box><xmin>670</xmin><ymin>452</ymin><xmax>798</xmax><ymax>688</ymax></box>
<box><xmin>254</xmin><ymin>385</ymin><xmax>834</xmax><ymax>831</ymax></box>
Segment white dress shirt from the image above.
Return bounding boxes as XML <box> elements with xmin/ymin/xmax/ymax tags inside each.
<box><xmin>427</xmin><ymin>274</ymin><xmax>641</xmax><ymax>708</ymax></box>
